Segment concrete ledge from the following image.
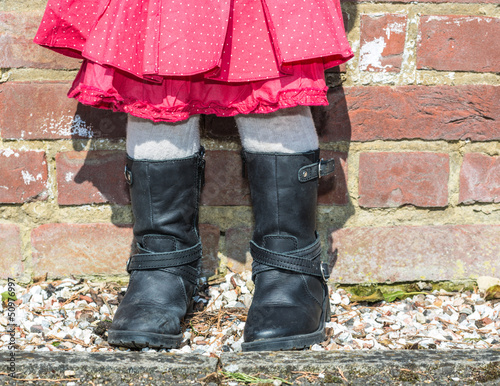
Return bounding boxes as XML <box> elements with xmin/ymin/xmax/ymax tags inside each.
<box><xmin>221</xmin><ymin>350</ymin><xmax>500</xmax><ymax>384</ymax></box>
<box><xmin>1</xmin><ymin>352</ymin><xmax>218</xmax><ymax>385</ymax></box>
<box><xmin>2</xmin><ymin>350</ymin><xmax>500</xmax><ymax>384</ymax></box>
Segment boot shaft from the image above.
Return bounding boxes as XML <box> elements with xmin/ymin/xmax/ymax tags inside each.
<box><xmin>243</xmin><ymin>150</ymin><xmax>319</xmax><ymax>252</ymax></box>
<box><xmin>125</xmin><ymin>149</ymin><xmax>205</xmax><ymax>252</ymax></box>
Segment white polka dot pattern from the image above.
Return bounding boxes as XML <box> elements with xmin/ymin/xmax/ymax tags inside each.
<box><xmin>262</xmin><ymin>0</ymin><xmax>352</xmax><ymax>65</ymax></box>
<box><xmin>34</xmin><ymin>0</ymin><xmax>353</xmax><ymax>82</ymax></box>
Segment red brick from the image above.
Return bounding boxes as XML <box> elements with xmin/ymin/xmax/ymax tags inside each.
<box><xmin>0</xmin><ymin>82</ymin><xmax>127</xmax><ymax>140</ymax></box>
<box><xmin>31</xmin><ymin>223</ymin><xmax>218</xmax><ymax>278</ymax></box>
<box><xmin>56</xmin><ymin>151</ymin><xmax>129</xmax><ymax>205</ymax></box>
<box><xmin>314</xmin><ymin>85</ymin><xmax>500</xmax><ymax>142</ymax></box>
<box><xmin>201</xmin><ymin>150</ymin><xmax>251</xmax><ymax>206</ymax></box>
<box><xmin>329</xmin><ymin>225</ymin><xmax>500</xmax><ymax>283</ymax></box>
<box><xmin>199</xmin><ymin>224</ymin><xmax>220</xmax><ymax>277</ymax></box>
<box><xmin>359</xmin><ymin>152</ymin><xmax>449</xmax><ymax>208</ymax></box>
<box><xmin>225</xmin><ymin>226</ymin><xmax>253</xmax><ymax>273</ymax></box>
<box><xmin>31</xmin><ymin>223</ymin><xmax>133</xmax><ymax>277</ymax></box>
<box><xmin>459</xmin><ymin>153</ymin><xmax>500</xmax><ymax>204</ymax></box>
<box><xmin>417</xmin><ymin>16</ymin><xmax>500</xmax><ymax>73</ymax></box>
<box><xmin>0</xmin><ymin>224</ymin><xmax>23</xmax><ymax>279</ymax></box>
<box><xmin>318</xmin><ymin>151</ymin><xmax>349</xmax><ymax>206</ymax></box>
<box><xmin>0</xmin><ymin>150</ymin><xmax>48</xmax><ymax>203</ymax></box>
<box><xmin>359</xmin><ymin>14</ymin><xmax>407</xmax><ymax>72</ymax></box>
<box><xmin>0</xmin><ymin>12</ymin><xmax>81</xmax><ymax>69</ymax></box>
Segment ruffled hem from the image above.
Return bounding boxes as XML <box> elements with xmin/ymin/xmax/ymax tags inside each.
<box><xmin>66</xmin><ymin>59</ymin><xmax>331</xmax><ymax>122</ymax></box>
<box><xmin>68</xmin><ymin>83</ymin><xmax>329</xmax><ymax>122</ymax></box>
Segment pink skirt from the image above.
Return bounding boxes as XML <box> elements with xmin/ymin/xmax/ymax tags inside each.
<box><xmin>34</xmin><ymin>0</ymin><xmax>353</xmax><ymax>122</ymax></box>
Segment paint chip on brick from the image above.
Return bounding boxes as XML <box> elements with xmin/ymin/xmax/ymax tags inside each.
<box><xmin>360</xmin><ymin>14</ymin><xmax>407</xmax><ymax>72</ymax></box>
<box><xmin>0</xmin><ymin>151</ymin><xmax>48</xmax><ymax>203</ymax></box>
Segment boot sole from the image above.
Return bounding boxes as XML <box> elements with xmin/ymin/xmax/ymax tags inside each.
<box><xmin>241</xmin><ymin>287</ymin><xmax>332</xmax><ymax>352</ymax></box>
<box><xmin>108</xmin><ymin>330</ymin><xmax>182</xmax><ymax>349</ymax></box>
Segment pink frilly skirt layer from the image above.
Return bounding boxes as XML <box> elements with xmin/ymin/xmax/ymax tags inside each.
<box><xmin>35</xmin><ymin>0</ymin><xmax>353</xmax><ymax>122</ymax></box>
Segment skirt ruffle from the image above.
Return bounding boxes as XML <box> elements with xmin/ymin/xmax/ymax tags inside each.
<box><xmin>68</xmin><ymin>60</ymin><xmax>330</xmax><ymax>122</ymax></box>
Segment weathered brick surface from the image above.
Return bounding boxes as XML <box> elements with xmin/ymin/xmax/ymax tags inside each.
<box><xmin>418</xmin><ymin>16</ymin><xmax>500</xmax><ymax>73</ymax></box>
<box><xmin>0</xmin><ymin>12</ymin><xmax>81</xmax><ymax>69</ymax></box>
<box><xmin>0</xmin><ymin>82</ymin><xmax>127</xmax><ymax>140</ymax></box>
<box><xmin>318</xmin><ymin>151</ymin><xmax>349</xmax><ymax>206</ymax></box>
<box><xmin>31</xmin><ymin>223</ymin><xmax>133</xmax><ymax>277</ymax></box>
<box><xmin>359</xmin><ymin>152</ymin><xmax>449</xmax><ymax>208</ymax></box>
<box><xmin>199</xmin><ymin>224</ymin><xmax>221</xmax><ymax>277</ymax></box>
<box><xmin>0</xmin><ymin>224</ymin><xmax>23</xmax><ymax>279</ymax></box>
<box><xmin>225</xmin><ymin>226</ymin><xmax>253</xmax><ymax>273</ymax></box>
<box><xmin>459</xmin><ymin>153</ymin><xmax>500</xmax><ymax>204</ymax></box>
<box><xmin>329</xmin><ymin>225</ymin><xmax>500</xmax><ymax>283</ymax></box>
<box><xmin>0</xmin><ymin>150</ymin><xmax>48</xmax><ymax>203</ymax></box>
<box><xmin>314</xmin><ymin>86</ymin><xmax>500</xmax><ymax>142</ymax></box>
<box><xmin>56</xmin><ymin>151</ymin><xmax>129</xmax><ymax>205</ymax></box>
<box><xmin>201</xmin><ymin>150</ymin><xmax>251</xmax><ymax>206</ymax></box>
<box><xmin>359</xmin><ymin>14</ymin><xmax>407</xmax><ymax>72</ymax></box>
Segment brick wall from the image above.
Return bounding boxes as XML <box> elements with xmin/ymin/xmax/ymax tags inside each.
<box><xmin>0</xmin><ymin>0</ymin><xmax>499</xmax><ymax>283</ymax></box>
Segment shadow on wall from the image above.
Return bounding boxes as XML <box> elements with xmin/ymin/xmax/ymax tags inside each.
<box><xmin>68</xmin><ymin>103</ymin><xmax>129</xmax><ymax>227</ymax></box>
<box><xmin>311</xmin><ymin>87</ymin><xmax>355</xmax><ymax>275</ymax></box>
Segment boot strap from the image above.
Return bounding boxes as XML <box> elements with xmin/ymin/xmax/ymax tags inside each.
<box><xmin>161</xmin><ymin>265</ymin><xmax>199</xmax><ymax>286</ymax></box>
<box><xmin>250</xmin><ymin>237</ymin><xmax>329</xmax><ymax>281</ymax></box>
<box><xmin>127</xmin><ymin>242</ymin><xmax>202</xmax><ymax>273</ymax></box>
<box><xmin>298</xmin><ymin>158</ymin><xmax>335</xmax><ymax>182</ymax></box>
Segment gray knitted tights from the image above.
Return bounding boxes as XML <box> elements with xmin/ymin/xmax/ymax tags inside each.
<box><xmin>126</xmin><ymin>106</ymin><xmax>319</xmax><ymax>160</ymax></box>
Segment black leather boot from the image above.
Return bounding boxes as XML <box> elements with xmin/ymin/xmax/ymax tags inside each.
<box><xmin>108</xmin><ymin>148</ymin><xmax>205</xmax><ymax>349</ymax></box>
<box><xmin>241</xmin><ymin>149</ymin><xmax>335</xmax><ymax>351</ymax></box>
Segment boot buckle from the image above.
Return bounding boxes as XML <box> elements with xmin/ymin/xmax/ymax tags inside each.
<box><xmin>124</xmin><ymin>165</ymin><xmax>133</xmax><ymax>185</ymax></box>
<box><xmin>320</xmin><ymin>262</ymin><xmax>330</xmax><ymax>282</ymax></box>
<box><xmin>318</xmin><ymin>158</ymin><xmax>335</xmax><ymax>178</ymax></box>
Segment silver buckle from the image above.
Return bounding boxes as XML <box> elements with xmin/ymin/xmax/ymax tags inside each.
<box><xmin>124</xmin><ymin>165</ymin><xmax>132</xmax><ymax>185</ymax></box>
<box><xmin>318</xmin><ymin>159</ymin><xmax>324</xmax><ymax>179</ymax></box>
<box><xmin>321</xmin><ymin>263</ymin><xmax>327</xmax><ymax>282</ymax></box>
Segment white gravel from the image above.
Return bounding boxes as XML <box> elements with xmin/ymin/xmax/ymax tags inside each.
<box><xmin>1</xmin><ymin>272</ymin><xmax>500</xmax><ymax>356</ymax></box>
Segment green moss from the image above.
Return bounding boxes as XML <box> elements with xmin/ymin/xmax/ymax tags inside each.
<box><xmin>337</xmin><ymin>280</ymin><xmax>476</xmax><ymax>303</ymax></box>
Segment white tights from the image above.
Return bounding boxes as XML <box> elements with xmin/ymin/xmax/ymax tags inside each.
<box><xmin>126</xmin><ymin>106</ymin><xmax>319</xmax><ymax>160</ymax></box>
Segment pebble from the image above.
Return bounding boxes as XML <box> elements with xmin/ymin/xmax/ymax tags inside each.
<box><xmin>1</xmin><ymin>275</ymin><xmax>499</xmax><ymax>356</ymax></box>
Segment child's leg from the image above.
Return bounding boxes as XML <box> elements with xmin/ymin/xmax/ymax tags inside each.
<box><xmin>235</xmin><ymin>105</ymin><xmax>318</xmax><ymax>153</ymax></box>
<box><xmin>108</xmin><ymin>115</ymin><xmax>204</xmax><ymax>349</ymax></box>
<box><xmin>237</xmin><ymin>106</ymin><xmax>333</xmax><ymax>351</ymax></box>
<box><xmin>126</xmin><ymin>114</ymin><xmax>200</xmax><ymax>160</ymax></box>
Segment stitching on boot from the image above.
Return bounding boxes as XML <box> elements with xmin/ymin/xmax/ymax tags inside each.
<box><xmin>177</xmin><ymin>275</ymin><xmax>189</xmax><ymax>305</ymax></box>
<box><xmin>300</xmin><ymin>274</ymin><xmax>322</xmax><ymax>307</ymax></box>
